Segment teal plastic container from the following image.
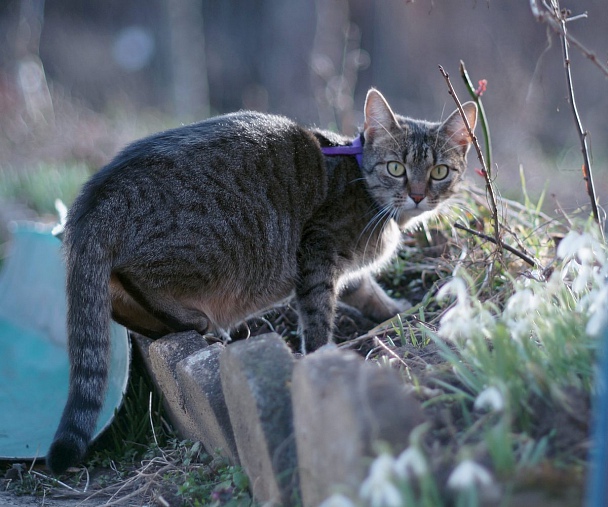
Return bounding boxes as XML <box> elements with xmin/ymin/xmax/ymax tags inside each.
<box><xmin>0</xmin><ymin>224</ymin><xmax>130</xmax><ymax>460</ymax></box>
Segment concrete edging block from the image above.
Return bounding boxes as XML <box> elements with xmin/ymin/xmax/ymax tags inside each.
<box><xmin>176</xmin><ymin>343</ymin><xmax>240</xmax><ymax>464</ymax></box>
<box><xmin>220</xmin><ymin>333</ymin><xmax>298</xmax><ymax>506</ymax></box>
<box><xmin>146</xmin><ymin>331</ymin><xmax>209</xmax><ymax>441</ymax></box>
<box><xmin>292</xmin><ymin>347</ymin><xmax>426</xmax><ymax>507</ymax></box>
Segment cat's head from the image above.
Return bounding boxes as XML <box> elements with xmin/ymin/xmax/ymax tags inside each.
<box><xmin>361</xmin><ymin>88</ymin><xmax>477</xmax><ymax>229</ymax></box>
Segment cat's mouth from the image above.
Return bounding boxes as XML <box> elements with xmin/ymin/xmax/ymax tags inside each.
<box><xmin>393</xmin><ymin>195</ymin><xmax>432</xmax><ymax>212</ymax></box>
<box><xmin>391</xmin><ymin>197</ymin><xmax>433</xmax><ymax>225</ymax></box>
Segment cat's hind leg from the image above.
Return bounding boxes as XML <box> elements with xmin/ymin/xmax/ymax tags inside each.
<box><xmin>340</xmin><ymin>273</ymin><xmax>410</xmax><ymax>322</ymax></box>
<box><xmin>112</xmin><ymin>271</ymin><xmax>210</xmax><ymax>335</ymax></box>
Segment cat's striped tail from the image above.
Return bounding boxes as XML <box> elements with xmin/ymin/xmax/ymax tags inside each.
<box><xmin>46</xmin><ymin>231</ymin><xmax>113</xmax><ymax>474</ymax></box>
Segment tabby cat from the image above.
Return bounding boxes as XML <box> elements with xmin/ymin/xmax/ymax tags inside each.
<box><xmin>46</xmin><ymin>89</ymin><xmax>477</xmax><ymax>473</ymax></box>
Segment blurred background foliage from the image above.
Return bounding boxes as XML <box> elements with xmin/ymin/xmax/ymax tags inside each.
<box><xmin>0</xmin><ymin>0</ymin><xmax>607</xmax><ymax>213</ymax></box>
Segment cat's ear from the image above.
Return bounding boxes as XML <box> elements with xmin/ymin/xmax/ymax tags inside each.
<box><xmin>439</xmin><ymin>102</ymin><xmax>478</xmax><ymax>152</ymax></box>
<box><xmin>364</xmin><ymin>89</ymin><xmax>399</xmax><ymax>141</ymax></box>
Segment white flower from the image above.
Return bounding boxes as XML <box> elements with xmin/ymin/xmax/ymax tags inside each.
<box><xmin>359</xmin><ymin>455</ymin><xmax>402</xmax><ymax>507</ymax></box>
<box><xmin>476</xmin><ymin>306</ymin><xmax>496</xmax><ymax>334</ymax></box>
<box><xmin>438</xmin><ymin>277</ymin><xmax>498</xmax><ymax>342</ymax></box>
<box><xmin>504</xmin><ymin>288</ymin><xmax>540</xmax><ymax>318</ymax></box>
<box><xmin>558</xmin><ymin>231</ymin><xmax>606</xmax><ymax>294</ymax></box>
<box><xmin>437</xmin><ymin>277</ymin><xmax>469</xmax><ymax>305</ymax></box>
<box><xmin>438</xmin><ymin>303</ymin><xmax>476</xmax><ymax>342</ymax></box>
<box><xmin>447</xmin><ymin>459</ymin><xmax>494</xmax><ymax>491</ymax></box>
<box><xmin>556</xmin><ymin>231</ymin><xmax>604</xmax><ymax>263</ymax></box>
<box><xmin>394</xmin><ymin>446</ymin><xmax>428</xmax><ymax>479</ymax></box>
<box><xmin>503</xmin><ymin>288</ymin><xmax>539</xmax><ymax>339</ymax></box>
<box><xmin>586</xmin><ymin>284</ymin><xmax>608</xmax><ymax>336</ymax></box>
<box><xmin>556</xmin><ymin>231</ymin><xmax>585</xmax><ymax>260</ymax></box>
<box><xmin>318</xmin><ymin>494</ymin><xmax>357</xmax><ymax>507</ymax></box>
<box><xmin>474</xmin><ymin>386</ymin><xmax>505</xmax><ymax>413</ymax></box>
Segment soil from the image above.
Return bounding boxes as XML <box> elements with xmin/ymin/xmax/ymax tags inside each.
<box><xmin>0</xmin><ymin>490</ymin><xmax>129</xmax><ymax>507</ymax></box>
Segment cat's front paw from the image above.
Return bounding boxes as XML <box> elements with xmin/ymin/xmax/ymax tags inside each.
<box><xmin>369</xmin><ymin>296</ymin><xmax>411</xmax><ymax>322</ymax></box>
<box><xmin>341</xmin><ymin>275</ymin><xmax>411</xmax><ymax>323</ymax></box>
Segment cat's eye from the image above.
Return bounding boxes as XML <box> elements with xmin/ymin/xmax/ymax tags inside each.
<box><xmin>430</xmin><ymin>164</ymin><xmax>449</xmax><ymax>180</ymax></box>
<box><xmin>386</xmin><ymin>161</ymin><xmax>406</xmax><ymax>177</ymax></box>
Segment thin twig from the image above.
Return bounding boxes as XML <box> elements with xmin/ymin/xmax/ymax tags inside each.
<box><xmin>565</xmin><ymin>12</ymin><xmax>588</xmax><ymax>23</ymax></box>
<box><xmin>374</xmin><ymin>337</ymin><xmax>411</xmax><ymax>371</ymax></box>
<box><xmin>337</xmin><ymin>324</ymin><xmax>391</xmax><ymax>349</ymax></box>
<box><xmin>529</xmin><ymin>0</ymin><xmax>608</xmax><ymax>78</ymax></box>
<box><xmin>454</xmin><ymin>223</ymin><xmax>537</xmax><ymax>267</ymax></box>
<box><xmin>28</xmin><ymin>470</ymin><xmax>80</xmax><ymax>493</ymax></box>
<box><xmin>460</xmin><ymin>61</ymin><xmax>492</xmax><ymax>173</ymax></box>
<box><xmin>550</xmin><ymin>1</ymin><xmax>602</xmax><ymax>231</ymax></box>
<box><xmin>438</xmin><ymin>65</ymin><xmax>501</xmax><ymax>257</ymax></box>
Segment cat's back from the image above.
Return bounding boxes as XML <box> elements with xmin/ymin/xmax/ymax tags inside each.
<box><xmin>67</xmin><ymin>111</ymin><xmax>327</xmax><ymax>234</ymax></box>
<box><xmin>136</xmin><ymin>111</ymin><xmax>306</xmax><ymax>160</ymax></box>
<box><xmin>87</xmin><ymin>111</ymin><xmax>319</xmax><ymax>187</ymax></box>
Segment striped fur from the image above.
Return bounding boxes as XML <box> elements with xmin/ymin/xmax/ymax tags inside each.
<box><xmin>46</xmin><ymin>89</ymin><xmax>476</xmax><ymax>473</ymax></box>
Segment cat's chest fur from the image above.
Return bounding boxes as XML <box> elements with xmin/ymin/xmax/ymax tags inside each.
<box><xmin>306</xmin><ymin>152</ymin><xmax>404</xmax><ymax>279</ymax></box>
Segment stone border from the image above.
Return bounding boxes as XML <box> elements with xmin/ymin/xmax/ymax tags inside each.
<box><xmin>134</xmin><ymin>332</ymin><xmax>425</xmax><ymax>506</ymax></box>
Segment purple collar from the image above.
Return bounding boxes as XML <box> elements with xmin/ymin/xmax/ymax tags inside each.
<box><xmin>320</xmin><ymin>134</ymin><xmax>363</xmax><ymax>166</ymax></box>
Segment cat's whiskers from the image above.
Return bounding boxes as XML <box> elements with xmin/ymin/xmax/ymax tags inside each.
<box><xmin>373</xmin><ymin>206</ymin><xmax>400</xmax><ymax>254</ymax></box>
<box><xmin>363</xmin><ymin>210</ymin><xmax>395</xmax><ymax>266</ymax></box>
<box><xmin>358</xmin><ymin>203</ymin><xmax>392</xmax><ymax>243</ymax></box>
<box><xmin>436</xmin><ymin>129</ymin><xmax>465</xmax><ymax>153</ymax></box>
<box><xmin>368</xmin><ymin>116</ymin><xmax>401</xmax><ymax>151</ymax></box>
<box><xmin>440</xmin><ymin>144</ymin><xmax>467</xmax><ymax>157</ymax></box>
<box><xmin>432</xmin><ymin>126</ymin><xmax>442</xmax><ymax>151</ymax></box>
<box><xmin>358</xmin><ymin>203</ymin><xmax>394</xmax><ymax>262</ymax></box>
<box><xmin>432</xmin><ymin>104</ymin><xmax>450</xmax><ymax>150</ymax></box>
<box><xmin>449</xmin><ymin>195</ymin><xmax>476</xmax><ymax>215</ymax></box>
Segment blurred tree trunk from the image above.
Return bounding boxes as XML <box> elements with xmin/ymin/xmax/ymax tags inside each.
<box><xmin>165</xmin><ymin>0</ymin><xmax>209</xmax><ymax>121</ymax></box>
<box><xmin>15</xmin><ymin>0</ymin><xmax>54</xmax><ymax>123</ymax></box>
<box><xmin>310</xmin><ymin>0</ymin><xmax>350</xmax><ymax>131</ymax></box>
<box><xmin>310</xmin><ymin>0</ymin><xmax>366</xmax><ymax>135</ymax></box>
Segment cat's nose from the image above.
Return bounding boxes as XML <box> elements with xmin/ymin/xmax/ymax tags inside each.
<box><xmin>410</xmin><ymin>193</ymin><xmax>425</xmax><ymax>204</ymax></box>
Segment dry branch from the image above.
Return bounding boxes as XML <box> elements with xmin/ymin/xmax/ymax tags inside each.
<box><xmin>555</xmin><ymin>4</ymin><xmax>601</xmax><ymax>228</ymax></box>
<box><xmin>529</xmin><ymin>0</ymin><xmax>608</xmax><ymax>79</ymax></box>
<box><xmin>438</xmin><ymin>65</ymin><xmax>501</xmax><ymax>256</ymax></box>
<box><xmin>453</xmin><ymin>223</ymin><xmax>536</xmax><ymax>267</ymax></box>
<box><xmin>530</xmin><ymin>0</ymin><xmax>602</xmax><ymax>231</ymax></box>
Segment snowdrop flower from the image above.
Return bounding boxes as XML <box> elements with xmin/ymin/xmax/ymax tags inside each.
<box><xmin>394</xmin><ymin>446</ymin><xmax>428</xmax><ymax>479</ymax></box>
<box><xmin>447</xmin><ymin>459</ymin><xmax>494</xmax><ymax>491</ymax></box>
<box><xmin>505</xmin><ymin>317</ymin><xmax>534</xmax><ymax>342</ymax></box>
<box><xmin>504</xmin><ymin>288</ymin><xmax>540</xmax><ymax>317</ymax></box>
<box><xmin>359</xmin><ymin>454</ymin><xmax>402</xmax><ymax>507</ymax></box>
<box><xmin>318</xmin><ymin>493</ymin><xmax>357</xmax><ymax>507</ymax></box>
<box><xmin>503</xmin><ymin>288</ymin><xmax>540</xmax><ymax>340</ymax></box>
<box><xmin>476</xmin><ymin>305</ymin><xmax>497</xmax><ymax>334</ymax></box>
<box><xmin>555</xmin><ymin>231</ymin><xmax>604</xmax><ymax>261</ymax></box>
<box><xmin>558</xmin><ymin>231</ymin><xmax>606</xmax><ymax>294</ymax></box>
<box><xmin>474</xmin><ymin>386</ymin><xmax>505</xmax><ymax>413</ymax></box>
<box><xmin>437</xmin><ymin>277</ymin><xmax>469</xmax><ymax>305</ymax></box>
<box><xmin>437</xmin><ymin>278</ymin><xmax>479</xmax><ymax>342</ymax></box>
<box><xmin>438</xmin><ymin>303</ymin><xmax>476</xmax><ymax>342</ymax></box>
<box><xmin>556</xmin><ymin>231</ymin><xmax>582</xmax><ymax>259</ymax></box>
<box><xmin>586</xmin><ymin>284</ymin><xmax>608</xmax><ymax>337</ymax></box>
<box><xmin>571</xmin><ymin>263</ymin><xmax>601</xmax><ymax>294</ymax></box>
<box><xmin>524</xmin><ymin>270</ymin><xmax>545</xmax><ymax>284</ymax></box>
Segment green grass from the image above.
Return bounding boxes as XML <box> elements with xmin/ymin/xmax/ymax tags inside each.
<box><xmin>0</xmin><ymin>162</ymin><xmax>90</xmax><ymax>216</ymax></box>
<box><xmin>334</xmin><ymin>184</ymin><xmax>600</xmax><ymax>506</ymax></box>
